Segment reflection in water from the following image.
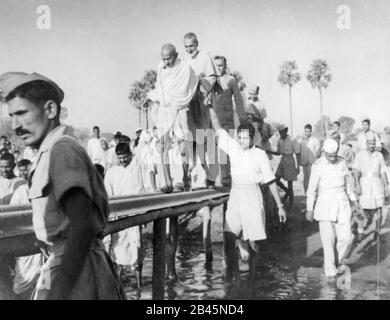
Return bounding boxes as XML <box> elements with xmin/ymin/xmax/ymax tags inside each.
<box><xmin>121</xmin><ymin>217</ymin><xmax>390</xmax><ymax>300</ymax></box>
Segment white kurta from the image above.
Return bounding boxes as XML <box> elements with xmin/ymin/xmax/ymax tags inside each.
<box><xmin>87</xmin><ymin>137</ymin><xmax>105</xmax><ymax>167</ymax></box>
<box><xmin>104</xmin><ymin>160</ymin><xmax>145</xmax><ymax>266</ymax></box>
<box><xmin>217</xmin><ymin>129</ymin><xmax>275</xmax><ymax>241</ymax></box>
<box><xmin>357</xmin><ymin>130</ymin><xmax>382</xmax><ymax>151</ymax></box>
<box><xmin>0</xmin><ymin>176</ymin><xmax>25</xmax><ymax>205</ymax></box>
<box><xmin>306</xmin><ymin>157</ymin><xmax>356</xmax><ymax>277</ymax></box>
<box><xmin>106</xmin><ymin>147</ymin><xmax>117</xmax><ymax>169</ymax></box>
<box><xmin>299</xmin><ymin>136</ymin><xmax>320</xmax><ymax>166</ymax></box>
<box><xmin>10</xmin><ymin>184</ymin><xmax>44</xmax><ymax>295</ymax></box>
<box><xmin>185</xmin><ymin>50</ymin><xmax>216</xmax><ymax>92</ymax></box>
<box><xmin>306</xmin><ymin>157</ymin><xmax>356</xmax><ymax>223</ymax></box>
<box><xmin>353</xmin><ymin>150</ymin><xmax>386</xmax><ymax>209</ymax></box>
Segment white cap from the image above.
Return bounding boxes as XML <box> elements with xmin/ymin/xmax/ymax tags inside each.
<box><xmin>323</xmin><ymin>138</ymin><xmax>338</xmax><ymax>153</ymax></box>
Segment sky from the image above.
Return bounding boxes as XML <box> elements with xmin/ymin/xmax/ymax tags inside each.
<box><xmin>0</xmin><ymin>0</ymin><xmax>389</xmax><ymax>137</ymax></box>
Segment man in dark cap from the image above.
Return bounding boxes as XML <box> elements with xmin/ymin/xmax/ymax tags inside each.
<box><xmin>0</xmin><ymin>72</ymin><xmax>125</xmax><ymax>300</ymax></box>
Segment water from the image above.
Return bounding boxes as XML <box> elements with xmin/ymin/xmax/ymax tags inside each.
<box><xmin>121</xmin><ymin>204</ymin><xmax>390</xmax><ymax>300</ymax></box>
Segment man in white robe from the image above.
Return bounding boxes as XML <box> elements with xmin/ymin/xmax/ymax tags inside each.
<box><xmin>143</xmin><ymin>43</ymin><xmax>198</xmax><ymax>193</ymax></box>
<box><xmin>104</xmin><ymin>142</ymin><xmax>145</xmax><ymax>297</ymax></box>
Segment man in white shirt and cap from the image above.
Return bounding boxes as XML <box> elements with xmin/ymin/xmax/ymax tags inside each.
<box><xmin>306</xmin><ymin>139</ymin><xmax>358</xmax><ymax>279</ymax></box>
<box><xmin>352</xmin><ymin>132</ymin><xmax>389</xmax><ymax>240</ymax></box>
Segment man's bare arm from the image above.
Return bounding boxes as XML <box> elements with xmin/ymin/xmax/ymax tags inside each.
<box><xmin>268</xmin><ymin>183</ymin><xmax>287</xmax><ymax>223</ymax></box>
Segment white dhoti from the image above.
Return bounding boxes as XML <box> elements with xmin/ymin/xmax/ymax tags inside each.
<box><xmin>319</xmin><ymin>220</ymin><xmax>352</xmax><ymax>277</ymax></box>
<box><xmin>359</xmin><ymin>175</ymin><xmax>385</xmax><ymax>209</ymax></box>
<box><xmin>150</xmin><ymin>103</ymin><xmax>190</xmax><ymax>141</ymax></box>
<box><xmin>13</xmin><ymin>254</ymin><xmax>44</xmax><ymax>295</ymax></box>
<box><xmin>110</xmin><ymin>226</ymin><xmax>142</xmax><ymax>268</ymax></box>
<box><xmin>224</xmin><ymin>183</ymin><xmax>266</xmax><ymax>241</ymax></box>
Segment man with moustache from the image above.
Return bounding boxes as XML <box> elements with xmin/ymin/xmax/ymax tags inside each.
<box><xmin>306</xmin><ymin>139</ymin><xmax>358</xmax><ymax>280</ymax></box>
<box><xmin>0</xmin><ymin>72</ymin><xmax>125</xmax><ymax>299</ymax></box>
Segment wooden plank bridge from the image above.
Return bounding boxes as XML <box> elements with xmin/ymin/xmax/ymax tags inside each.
<box><xmin>0</xmin><ymin>189</ymin><xmax>229</xmax><ymax>299</ymax></box>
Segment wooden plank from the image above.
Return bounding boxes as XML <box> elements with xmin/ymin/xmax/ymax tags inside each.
<box><xmin>0</xmin><ymin>193</ymin><xmax>229</xmax><ymax>256</ymax></box>
<box><xmin>0</xmin><ymin>189</ymin><xmax>229</xmax><ymax>239</ymax></box>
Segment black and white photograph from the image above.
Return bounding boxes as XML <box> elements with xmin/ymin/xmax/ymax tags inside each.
<box><xmin>0</xmin><ymin>0</ymin><xmax>389</xmax><ymax>304</ymax></box>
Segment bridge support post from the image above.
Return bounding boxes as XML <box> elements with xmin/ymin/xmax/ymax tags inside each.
<box><xmin>152</xmin><ymin>218</ymin><xmax>167</xmax><ymax>299</ymax></box>
<box><xmin>202</xmin><ymin>206</ymin><xmax>213</xmax><ymax>269</ymax></box>
<box><xmin>166</xmin><ymin>216</ymin><xmax>178</xmax><ymax>281</ymax></box>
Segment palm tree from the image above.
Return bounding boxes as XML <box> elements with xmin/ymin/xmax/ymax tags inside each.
<box><xmin>307</xmin><ymin>59</ymin><xmax>332</xmax><ymax>137</ymax></box>
<box><xmin>278</xmin><ymin>61</ymin><xmax>301</xmax><ymax>137</ymax></box>
<box><xmin>129</xmin><ymin>80</ymin><xmax>145</xmax><ymax>127</ymax></box>
<box><xmin>128</xmin><ymin>70</ymin><xmax>157</xmax><ymax>129</ymax></box>
<box><xmin>141</xmin><ymin>70</ymin><xmax>157</xmax><ymax>129</ymax></box>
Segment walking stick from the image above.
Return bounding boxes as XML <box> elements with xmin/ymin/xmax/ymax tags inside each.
<box><xmin>376</xmin><ymin>209</ymin><xmax>381</xmax><ymax>300</ymax></box>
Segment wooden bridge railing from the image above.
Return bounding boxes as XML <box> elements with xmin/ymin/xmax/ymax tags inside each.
<box><xmin>0</xmin><ymin>189</ymin><xmax>229</xmax><ymax>299</ymax></box>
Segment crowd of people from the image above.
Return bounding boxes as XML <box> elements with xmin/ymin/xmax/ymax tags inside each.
<box><xmin>0</xmin><ymin>31</ymin><xmax>388</xmax><ymax>300</ymax></box>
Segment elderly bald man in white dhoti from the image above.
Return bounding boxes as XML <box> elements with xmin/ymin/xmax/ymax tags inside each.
<box><xmin>143</xmin><ymin>44</ymin><xmax>198</xmax><ymax>193</ymax></box>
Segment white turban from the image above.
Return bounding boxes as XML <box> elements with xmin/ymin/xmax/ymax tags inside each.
<box><xmin>323</xmin><ymin>138</ymin><xmax>338</xmax><ymax>154</ymax></box>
